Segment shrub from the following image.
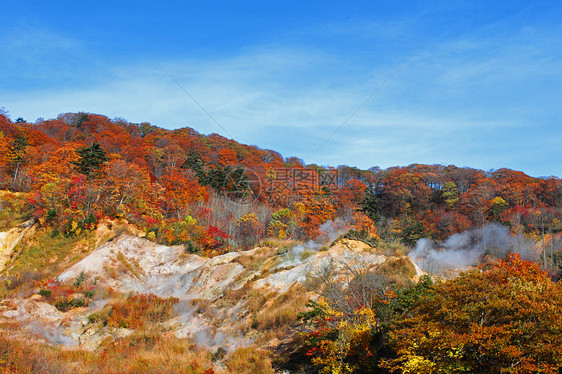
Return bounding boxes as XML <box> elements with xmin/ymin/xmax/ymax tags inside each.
<box><xmin>376</xmin><ymin>256</ymin><xmax>418</xmax><ymax>285</ymax></box>
<box><xmin>4</xmin><ymin>271</ymin><xmax>44</xmax><ymax>291</ymax></box>
<box><xmin>344</xmin><ymin>229</ymin><xmax>378</xmax><ymax>247</ymax></box>
<box><xmin>38</xmin><ymin>273</ymin><xmax>97</xmax><ymax>312</ymax></box>
<box><xmin>0</xmin><ymin>191</ymin><xmax>32</xmax><ymax>230</ymax></box>
<box><xmin>383</xmin><ymin>254</ymin><xmax>562</xmax><ymax>374</ymax></box>
<box><xmin>300</xmin><ymin>249</ymin><xmax>315</xmax><ymax>260</ymax></box>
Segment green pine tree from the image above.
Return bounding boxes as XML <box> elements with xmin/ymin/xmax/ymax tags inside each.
<box><xmin>73</xmin><ymin>143</ymin><xmax>109</xmax><ymax>177</ymax></box>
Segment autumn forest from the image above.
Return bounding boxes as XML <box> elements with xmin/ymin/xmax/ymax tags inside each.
<box><xmin>1</xmin><ymin>111</ymin><xmax>561</xmax><ymax>373</ymax></box>
<box><xmin>2</xmin><ymin>111</ymin><xmax>561</xmax><ymax>251</ymax></box>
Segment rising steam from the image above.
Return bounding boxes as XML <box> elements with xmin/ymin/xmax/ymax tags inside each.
<box><xmin>409</xmin><ymin>223</ymin><xmax>537</xmax><ymax>274</ymax></box>
<box><xmin>283</xmin><ymin>219</ymin><xmax>349</xmax><ymax>266</ymax></box>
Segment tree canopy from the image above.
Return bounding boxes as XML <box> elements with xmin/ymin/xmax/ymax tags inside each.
<box><xmin>384</xmin><ymin>253</ymin><xmax>562</xmax><ymax>373</ymax></box>
<box><xmin>72</xmin><ymin>142</ymin><xmax>109</xmax><ymax>177</ymax></box>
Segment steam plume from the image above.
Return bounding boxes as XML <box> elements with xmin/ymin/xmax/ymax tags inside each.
<box><xmin>284</xmin><ymin>219</ymin><xmax>349</xmax><ymax>266</ymax></box>
<box><xmin>409</xmin><ymin>223</ymin><xmax>537</xmax><ymax>274</ymax></box>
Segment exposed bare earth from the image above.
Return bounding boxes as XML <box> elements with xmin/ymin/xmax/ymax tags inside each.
<box><xmin>0</xmin><ymin>220</ymin><xmax>34</xmax><ymax>272</ymax></box>
<box><xmin>1</xmin><ymin>234</ymin><xmax>420</xmax><ymax>352</ymax></box>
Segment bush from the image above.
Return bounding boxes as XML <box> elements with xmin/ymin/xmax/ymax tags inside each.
<box><xmin>383</xmin><ymin>254</ymin><xmax>562</xmax><ymax>373</ymax></box>
<box><xmin>38</xmin><ymin>273</ymin><xmax>97</xmax><ymax>312</ymax></box>
<box><xmin>376</xmin><ymin>256</ymin><xmax>418</xmax><ymax>285</ymax></box>
<box><xmin>4</xmin><ymin>271</ymin><xmax>44</xmax><ymax>291</ymax></box>
<box><xmin>344</xmin><ymin>229</ymin><xmax>378</xmax><ymax>247</ymax></box>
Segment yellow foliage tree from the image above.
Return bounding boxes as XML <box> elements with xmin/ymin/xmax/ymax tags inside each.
<box><xmin>303</xmin><ymin>299</ymin><xmax>381</xmax><ymax>374</ymax></box>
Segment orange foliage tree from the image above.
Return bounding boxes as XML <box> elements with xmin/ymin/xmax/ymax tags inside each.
<box><xmin>384</xmin><ymin>253</ymin><xmax>562</xmax><ymax>373</ymax></box>
<box><xmin>295</xmin><ymin>191</ymin><xmax>337</xmax><ymax>239</ymax></box>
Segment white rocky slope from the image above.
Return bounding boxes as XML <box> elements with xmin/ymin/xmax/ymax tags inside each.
<box><xmin>1</xmin><ymin>235</ymin><xmax>422</xmax><ymax>351</ymax></box>
<box><xmin>0</xmin><ymin>219</ymin><xmax>34</xmax><ymax>272</ymax></box>
<box><xmin>58</xmin><ymin>235</ymin><xmax>246</xmax><ymax>300</ymax></box>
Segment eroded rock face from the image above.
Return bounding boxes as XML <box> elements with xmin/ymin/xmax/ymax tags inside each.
<box><xmin>256</xmin><ymin>239</ymin><xmax>387</xmax><ymax>293</ymax></box>
<box><xmin>58</xmin><ymin>236</ymin><xmax>246</xmax><ymax>300</ymax></box>
<box><xmin>2</xmin><ymin>298</ymin><xmax>62</xmax><ymax>322</ymax></box>
<box><xmin>0</xmin><ymin>220</ymin><xmax>35</xmax><ymax>271</ymax></box>
<box><xmin>4</xmin><ymin>235</ymin><xmax>422</xmax><ymax>351</ymax></box>
<box><xmin>0</xmin><ymin>298</ymin><xmax>79</xmax><ymax>347</ymax></box>
<box><xmin>57</xmin><ymin>236</ymin><xmax>398</xmax><ymax>299</ymax></box>
<box><xmin>0</xmin><ymin>297</ymin><xmax>136</xmax><ymax>349</ymax></box>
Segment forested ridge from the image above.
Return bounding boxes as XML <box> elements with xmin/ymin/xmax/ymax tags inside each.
<box><xmin>1</xmin><ymin>111</ymin><xmax>560</xmax><ymax>257</ymax></box>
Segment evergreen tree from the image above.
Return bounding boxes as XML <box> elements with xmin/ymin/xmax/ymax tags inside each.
<box><xmin>73</xmin><ymin>143</ymin><xmax>109</xmax><ymax>177</ymax></box>
<box><xmin>180</xmin><ymin>151</ymin><xmax>205</xmax><ymax>179</ymax></box>
<box><xmin>361</xmin><ymin>186</ymin><xmax>383</xmax><ymax>223</ymax></box>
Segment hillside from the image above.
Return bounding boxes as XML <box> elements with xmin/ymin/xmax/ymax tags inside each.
<box><xmin>1</xmin><ymin>233</ymin><xmax>416</xmax><ymax>349</ymax></box>
<box><xmin>0</xmin><ymin>111</ymin><xmax>561</xmax><ymax>254</ymax></box>
<box><xmin>0</xmin><ymin>220</ymin><xmax>560</xmax><ymax>373</ymax></box>
<box><xmin>0</xmin><ymin>218</ymin><xmax>424</xmax><ymax>373</ymax></box>
<box><xmin>1</xmin><ymin>111</ymin><xmax>562</xmax><ymax>373</ymax></box>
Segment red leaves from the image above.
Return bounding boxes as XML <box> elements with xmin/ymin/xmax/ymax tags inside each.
<box><xmin>305</xmin><ymin>347</ymin><xmax>319</xmax><ymax>356</ymax></box>
<box><xmin>206</xmin><ymin>225</ymin><xmax>230</xmax><ymax>239</ymax></box>
<box><xmin>481</xmin><ymin>252</ymin><xmax>546</xmax><ymax>284</ymax></box>
<box><xmin>200</xmin><ymin>225</ymin><xmax>230</xmax><ymax>252</ymax></box>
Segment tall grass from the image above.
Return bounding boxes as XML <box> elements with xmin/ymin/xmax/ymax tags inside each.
<box><xmin>0</xmin><ymin>321</ymin><xmax>275</xmax><ymax>374</ymax></box>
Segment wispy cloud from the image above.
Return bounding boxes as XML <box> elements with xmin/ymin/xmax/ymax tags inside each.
<box><xmin>0</xmin><ymin>25</ymin><xmax>99</xmax><ymax>88</ymax></box>
<box><xmin>4</xmin><ymin>26</ymin><xmax>81</xmax><ymax>58</ymax></box>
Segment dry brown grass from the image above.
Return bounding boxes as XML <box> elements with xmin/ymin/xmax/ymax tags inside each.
<box><xmin>248</xmin><ymin>286</ymin><xmax>309</xmax><ymax>344</ymax></box>
<box><xmin>88</xmin><ymin>332</ymin><xmax>218</xmax><ymax>374</ymax></box>
<box><xmin>190</xmin><ymin>298</ymin><xmax>214</xmax><ymax>317</ymax></box>
<box><xmin>0</xmin><ymin>323</ymin><xmax>85</xmax><ymax>374</ymax></box>
<box><xmin>219</xmin><ymin>283</ymin><xmax>309</xmax><ymax>346</ymax></box>
<box><xmin>0</xmin><ymin>321</ymin><xmax>280</xmax><ymax>374</ymax></box>
<box><xmin>258</xmin><ymin>238</ymin><xmax>297</xmax><ymax>250</ymax></box>
<box><xmin>1</xmin><ymin>217</ymin><xmax>142</xmax><ymax>299</ymax></box>
<box><xmin>87</xmin><ymin>293</ymin><xmax>178</xmax><ymax>330</ymax></box>
<box><xmin>376</xmin><ymin>239</ymin><xmax>410</xmax><ymax>257</ymax></box>
<box><xmin>234</xmin><ymin>246</ymin><xmax>277</xmax><ymax>271</ymax></box>
<box><xmin>376</xmin><ymin>256</ymin><xmax>418</xmax><ymax>285</ymax></box>
<box><xmin>116</xmin><ymin>251</ymin><xmax>145</xmax><ymax>279</ymax></box>
<box><xmin>219</xmin><ymin>284</ymin><xmax>270</xmax><ymax>315</ymax></box>
<box><xmin>225</xmin><ymin>346</ymin><xmax>274</xmax><ymax>374</ymax></box>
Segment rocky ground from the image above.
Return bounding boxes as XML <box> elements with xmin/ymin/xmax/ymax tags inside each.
<box><xmin>0</xmin><ymin>226</ymin><xmax>422</xmax><ymax>356</ymax></box>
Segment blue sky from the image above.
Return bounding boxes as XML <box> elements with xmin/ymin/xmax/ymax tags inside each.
<box><xmin>1</xmin><ymin>1</ymin><xmax>561</xmax><ymax>177</ymax></box>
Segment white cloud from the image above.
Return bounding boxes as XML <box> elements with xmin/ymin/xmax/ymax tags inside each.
<box><xmin>1</xmin><ymin>18</ymin><xmax>561</xmax><ymax>177</ymax></box>
<box><xmin>5</xmin><ymin>26</ymin><xmax>81</xmax><ymax>57</ymax></box>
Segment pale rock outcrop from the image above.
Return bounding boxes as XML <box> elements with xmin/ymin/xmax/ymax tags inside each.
<box><xmin>58</xmin><ymin>235</ymin><xmax>246</xmax><ymax>300</ymax></box>
<box><xmin>4</xmin><ymin>235</ymin><xmax>421</xmax><ymax>351</ymax></box>
<box><xmin>0</xmin><ymin>219</ymin><xmax>34</xmax><ymax>271</ymax></box>
<box><xmin>256</xmin><ymin>238</ymin><xmax>386</xmax><ymax>292</ymax></box>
